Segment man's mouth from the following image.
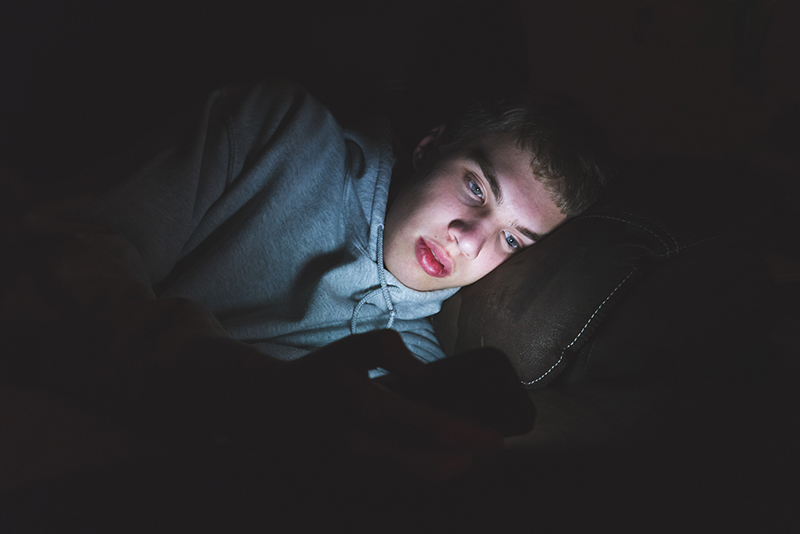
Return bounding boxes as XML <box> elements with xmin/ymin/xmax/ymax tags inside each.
<box><xmin>416</xmin><ymin>238</ymin><xmax>451</xmax><ymax>278</ymax></box>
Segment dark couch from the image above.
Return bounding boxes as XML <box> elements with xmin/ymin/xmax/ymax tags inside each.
<box><xmin>426</xmin><ymin>154</ymin><xmax>795</xmax><ymax>531</ymax></box>
<box><xmin>435</xmin><ymin>156</ymin><xmax>777</xmax><ymax>387</ymax></box>
<box><xmin>2</xmin><ymin>1</ymin><xmax>797</xmax><ymax>531</ymax></box>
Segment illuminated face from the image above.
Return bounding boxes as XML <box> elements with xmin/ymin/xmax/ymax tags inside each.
<box><xmin>383</xmin><ymin>132</ymin><xmax>567</xmax><ymax>291</ymax></box>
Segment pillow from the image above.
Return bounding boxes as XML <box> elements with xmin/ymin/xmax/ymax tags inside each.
<box><xmin>433</xmin><ymin>157</ymin><xmax>776</xmax><ymax>388</ymax></box>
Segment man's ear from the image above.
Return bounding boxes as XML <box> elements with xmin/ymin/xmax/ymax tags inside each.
<box><xmin>412</xmin><ymin>125</ymin><xmax>447</xmax><ymax>170</ymax></box>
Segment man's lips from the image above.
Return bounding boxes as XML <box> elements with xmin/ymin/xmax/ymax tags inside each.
<box><xmin>416</xmin><ymin>238</ymin><xmax>452</xmax><ymax>278</ymax></box>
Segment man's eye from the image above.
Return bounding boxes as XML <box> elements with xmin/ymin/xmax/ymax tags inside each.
<box><xmin>468</xmin><ymin>178</ymin><xmax>484</xmax><ymax>200</ymax></box>
<box><xmin>504</xmin><ymin>231</ymin><xmax>521</xmax><ymax>251</ymax></box>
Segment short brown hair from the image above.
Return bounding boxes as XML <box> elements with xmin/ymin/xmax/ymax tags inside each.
<box><xmin>433</xmin><ymin>94</ymin><xmax>614</xmax><ymax>217</ymax></box>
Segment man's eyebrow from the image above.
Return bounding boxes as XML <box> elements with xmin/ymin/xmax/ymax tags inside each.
<box><xmin>468</xmin><ymin>149</ymin><xmax>503</xmax><ymax>206</ymax></box>
<box><xmin>469</xmin><ymin>148</ymin><xmax>543</xmax><ymax>243</ymax></box>
<box><xmin>516</xmin><ymin>225</ymin><xmax>544</xmax><ymax>243</ymax></box>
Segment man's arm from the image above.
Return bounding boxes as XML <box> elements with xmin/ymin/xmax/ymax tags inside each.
<box><xmin>11</xmin><ymin>81</ymin><xmax>502</xmax><ymax>481</ymax></box>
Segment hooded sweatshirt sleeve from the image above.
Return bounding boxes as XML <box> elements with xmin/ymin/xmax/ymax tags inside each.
<box><xmin>18</xmin><ymin>80</ymin><xmax>335</xmax><ymax>404</ymax></box>
<box><xmin>75</xmin><ymin>80</ymin><xmax>336</xmax><ymax>288</ymax></box>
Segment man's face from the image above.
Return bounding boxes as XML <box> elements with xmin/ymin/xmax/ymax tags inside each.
<box><xmin>383</xmin><ymin>132</ymin><xmax>567</xmax><ymax>291</ymax></box>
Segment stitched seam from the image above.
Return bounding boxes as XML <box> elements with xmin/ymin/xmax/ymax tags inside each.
<box><xmin>522</xmin><ymin>268</ymin><xmax>637</xmax><ymax>385</ymax></box>
<box><xmin>611</xmin><ymin>212</ymin><xmax>753</xmax><ymax>255</ymax></box>
<box><xmin>617</xmin><ymin>212</ymin><xmax>740</xmax><ymax>255</ymax></box>
<box><xmin>673</xmin><ymin>232</ymin><xmax>728</xmax><ymax>253</ymax></box>
<box><xmin>618</xmin><ymin>211</ymin><xmax>679</xmax><ymax>249</ymax></box>
<box><xmin>581</xmin><ymin>215</ymin><xmax>671</xmax><ymax>258</ymax></box>
<box><xmin>584</xmin><ymin>215</ymin><xmax>672</xmax><ymax>258</ymax></box>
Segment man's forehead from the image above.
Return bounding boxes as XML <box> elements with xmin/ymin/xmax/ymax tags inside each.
<box><xmin>462</xmin><ymin>136</ymin><xmax>560</xmax><ymax>242</ymax></box>
<box><xmin>463</xmin><ymin>133</ymin><xmax>532</xmax><ymax>168</ymax></box>
<box><xmin>463</xmin><ymin>134</ymin><xmax>534</xmax><ymax>187</ymax></box>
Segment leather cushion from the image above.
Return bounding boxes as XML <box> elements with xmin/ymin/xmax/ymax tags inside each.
<box><xmin>433</xmin><ymin>157</ymin><xmax>774</xmax><ymax>387</ymax></box>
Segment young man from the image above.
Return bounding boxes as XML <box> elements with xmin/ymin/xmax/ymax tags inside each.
<box><xmin>17</xmin><ymin>79</ymin><xmax>609</xmax><ymax>481</ymax></box>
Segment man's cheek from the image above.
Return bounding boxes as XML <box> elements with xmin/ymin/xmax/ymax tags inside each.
<box><xmin>465</xmin><ymin>260</ymin><xmax>496</xmax><ymax>286</ymax></box>
<box><xmin>484</xmin><ymin>254</ymin><xmax>511</xmax><ymax>277</ymax></box>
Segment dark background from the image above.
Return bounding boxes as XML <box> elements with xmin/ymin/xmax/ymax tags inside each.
<box><xmin>0</xmin><ymin>0</ymin><xmax>530</xmax><ymax>186</ymax></box>
<box><xmin>2</xmin><ymin>0</ymin><xmax>798</xmax><ymax>256</ymax></box>
<box><xmin>2</xmin><ymin>1</ymin><xmax>798</xmax><ymax>174</ymax></box>
<box><xmin>1</xmin><ymin>0</ymin><xmax>799</xmax><ymax>530</ymax></box>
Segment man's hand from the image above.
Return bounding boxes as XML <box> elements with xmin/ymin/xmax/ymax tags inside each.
<box><xmin>258</xmin><ymin>330</ymin><xmax>504</xmax><ymax>482</ymax></box>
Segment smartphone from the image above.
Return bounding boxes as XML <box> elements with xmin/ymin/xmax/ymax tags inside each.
<box><xmin>375</xmin><ymin>347</ymin><xmax>536</xmax><ymax>437</ymax></box>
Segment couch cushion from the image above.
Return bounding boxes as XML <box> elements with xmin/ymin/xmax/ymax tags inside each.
<box><xmin>433</xmin><ymin>157</ymin><xmax>777</xmax><ymax>387</ymax></box>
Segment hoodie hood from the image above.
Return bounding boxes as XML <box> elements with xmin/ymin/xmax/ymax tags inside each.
<box><xmin>90</xmin><ymin>80</ymin><xmax>458</xmax><ymax>365</ymax></box>
<box><xmin>344</xmin><ymin>123</ymin><xmax>459</xmax><ymax>337</ymax></box>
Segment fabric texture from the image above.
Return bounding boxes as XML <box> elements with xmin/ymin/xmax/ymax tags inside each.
<box><xmin>24</xmin><ymin>80</ymin><xmax>456</xmax><ymax>381</ymax></box>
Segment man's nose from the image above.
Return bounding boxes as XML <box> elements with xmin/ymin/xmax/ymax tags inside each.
<box><xmin>449</xmin><ymin>219</ymin><xmax>487</xmax><ymax>260</ymax></box>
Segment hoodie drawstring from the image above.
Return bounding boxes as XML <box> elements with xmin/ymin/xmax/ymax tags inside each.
<box><xmin>351</xmin><ymin>224</ymin><xmax>396</xmax><ymax>334</ymax></box>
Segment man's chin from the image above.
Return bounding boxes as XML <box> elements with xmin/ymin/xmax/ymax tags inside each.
<box><xmin>406</xmin><ymin>275</ymin><xmax>460</xmax><ymax>292</ymax></box>
<box><xmin>385</xmin><ymin>252</ymin><xmax>459</xmax><ymax>291</ymax></box>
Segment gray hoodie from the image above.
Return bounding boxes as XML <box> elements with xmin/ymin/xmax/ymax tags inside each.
<box><xmin>77</xmin><ymin>80</ymin><xmax>457</xmax><ymax>371</ymax></box>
